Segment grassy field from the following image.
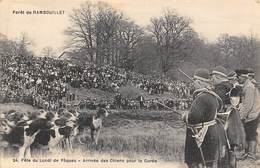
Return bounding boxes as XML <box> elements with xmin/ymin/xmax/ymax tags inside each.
<box><xmin>79</xmin><ymin>110</ymin><xmax>186</xmax><ymax>162</ymax></box>
<box><xmin>1</xmin><ymin>102</ymin><xmax>260</xmax><ymax>167</ymax></box>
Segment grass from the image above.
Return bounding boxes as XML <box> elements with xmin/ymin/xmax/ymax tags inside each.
<box><xmin>80</xmin><ymin>135</ymin><xmax>184</xmax><ymax>161</ymax></box>
<box><xmin>0</xmin><ymin>102</ymin><xmax>186</xmax><ymax>162</ymax></box>
<box><xmin>1</xmin><ymin>102</ymin><xmax>260</xmax><ymax>167</ymax></box>
<box><xmin>75</xmin><ymin>110</ymin><xmax>186</xmax><ymax>162</ymax></box>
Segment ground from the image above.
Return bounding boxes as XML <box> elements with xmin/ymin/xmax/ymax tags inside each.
<box><xmin>1</xmin><ymin>102</ymin><xmax>260</xmax><ymax>167</ymax></box>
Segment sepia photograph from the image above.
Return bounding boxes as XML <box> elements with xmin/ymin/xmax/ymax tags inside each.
<box><xmin>0</xmin><ymin>0</ymin><xmax>260</xmax><ymax>168</ymax></box>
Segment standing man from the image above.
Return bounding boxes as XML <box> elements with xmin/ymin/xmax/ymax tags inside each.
<box><xmin>236</xmin><ymin>69</ymin><xmax>260</xmax><ymax>160</ymax></box>
<box><xmin>211</xmin><ymin>66</ymin><xmax>233</xmax><ymax>109</ymax></box>
<box><xmin>212</xmin><ymin>66</ymin><xmax>246</xmax><ymax>167</ymax></box>
<box><xmin>246</xmin><ymin>68</ymin><xmax>258</xmax><ymax>87</ymax></box>
<box><xmin>182</xmin><ymin>68</ymin><xmax>227</xmax><ymax>168</ymax></box>
<box><xmin>114</xmin><ymin>92</ymin><xmax>122</xmax><ymax>109</ymax></box>
<box><xmin>137</xmin><ymin>94</ymin><xmax>145</xmax><ymax>109</ymax></box>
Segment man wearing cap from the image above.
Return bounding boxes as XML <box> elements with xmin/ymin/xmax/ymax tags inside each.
<box><xmin>227</xmin><ymin>71</ymin><xmax>241</xmax><ymax>87</ymax></box>
<box><xmin>236</xmin><ymin>69</ymin><xmax>260</xmax><ymax>160</ymax></box>
<box><xmin>182</xmin><ymin>68</ymin><xmax>227</xmax><ymax>168</ymax></box>
<box><xmin>212</xmin><ymin>66</ymin><xmax>246</xmax><ymax>166</ymax></box>
<box><xmin>211</xmin><ymin>66</ymin><xmax>233</xmax><ymax>109</ymax></box>
<box><xmin>246</xmin><ymin>68</ymin><xmax>258</xmax><ymax>87</ymax></box>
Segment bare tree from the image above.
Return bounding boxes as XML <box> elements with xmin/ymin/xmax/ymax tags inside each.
<box><xmin>0</xmin><ymin>33</ymin><xmax>33</xmax><ymax>70</ymax></box>
<box><xmin>65</xmin><ymin>2</ymin><xmax>97</xmax><ymax>62</ymax></box>
<box><xmin>149</xmin><ymin>9</ymin><xmax>197</xmax><ymax>75</ymax></box>
<box><xmin>65</xmin><ymin>2</ymin><xmax>143</xmax><ymax>68</ymax></box>
<box><xmin>216</xmin><ymin>33</ymin><xmax>260</xmax><ymax>70</ymax></box>
<box><xmin>65</xmin><ymin>2</ymin><xmax>120</xmax><ymax>65</ymax></box>
<box><xmin>117</xmin><ymin>20</ymin><xmax>144</xmax><ymax>70</ymax></box>
<box><xmin>133</xmin><ymin>35</ymin><xmax>159</xmax><ymax>74</ymax></box>
<box><xmin>94</xmin><ymin>3</ymin><xmax>122</xmax><ymax>65</ymax></box>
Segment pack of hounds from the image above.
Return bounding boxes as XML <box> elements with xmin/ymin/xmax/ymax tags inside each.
<box><xmin>0</xmin><ymin>107</ymin><xmax>110</xmax><ymax>158</ymax></box>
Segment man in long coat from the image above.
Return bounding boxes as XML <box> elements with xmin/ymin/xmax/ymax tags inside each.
<box><xmin>211</xmin><ymin>66</ymin><xmax>246</xmax><ymax>167</ymax></box>
<box><xmin>182</xmin><ymin>68</ymin><xmax>228</xmax><ymax>168</ymax></box>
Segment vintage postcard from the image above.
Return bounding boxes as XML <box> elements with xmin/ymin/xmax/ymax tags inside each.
<box><xmin>0</xmin><ymin>0</ymin><xmax>260</xmax><ymax>168</ymax></box>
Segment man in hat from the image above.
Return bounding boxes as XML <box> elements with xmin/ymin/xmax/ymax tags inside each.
<box><xmin>236</xmin><ymin>69</ymin><xmax>260</xmax><ymax>160</ymax></box>
<box><xmin>212</xmin><ymin>66</ymin><xmax>246</xmax><ymax>166</ymax></box>
<box><xmin>227</xmin><ymin>71</ymin><xmax>239</xmax><ymax>86</ymax></box>
<box><xmin>246</xmin><ymin>68</ymin><xmax>258</xmax><ymax>87</ymax></box>
<box><xmin>182</xmin><ymin>68</ymin><xmax>227</xmax><ymax>168</ymax></box>
<box><xmin>211</xmin><ymin>66</ymin><xmax>233</xmax><ymax>109</ymax></box>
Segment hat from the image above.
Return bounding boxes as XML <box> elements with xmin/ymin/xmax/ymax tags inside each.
<box><xmin>227</xmin><ymin>71</ymin><xmax>237</xmax><ymax>79</ymax></box>
<box><xmin>235</xmin><ymin>69</ymin><xmax>249</xmax><ymax>77</ymax></box>
<box><xmin>246</xmin><ymin>67</ymin><xmax>255</xmax><ymax>76</ymax></box>
<box><xmin>194</xmin><ymin>68</ymin><xmax>210</xmax><ymax>82</ymax></box>
<box><xmin>211</xmin><ymin>66</ymin><xmax>228</xmax><ymax>77</ymax></box>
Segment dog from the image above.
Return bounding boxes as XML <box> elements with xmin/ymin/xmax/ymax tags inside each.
<box><xmin>20</xmin><ymin>109</ymin><xmax>54</xmax><ymax>158</ymax></box>
<box><xmin>76</xmin><ymin>108</ymin><xmax>109</xmax><ymax>145</ymax></box>
<box><xmin>48</xmin><ymin>110</ymin><xmax>78</xmax><ymax>154</ymax></box>
<box><xmin>29</xmin><ymin>110</ymin><xmax>61</xmax><ymax>157</ymax></box>
<box><xmin>0</xmin><ymin>115</ymin><xmax>12</xmax><ymax>151</ymax></box>
<box><xmin>31</xmin><ymin>110</ymin><xmax>78</xmax><ymax>155</ymax></box>
<box><xmin>0</xmin><ymin>108</ymin><xmax>81</xmax><ymax>157</ymax></box>
<box><xmin>0</xmin><ymin>110</ymin><xmax>33</xmax><ymax>158</ymax></box>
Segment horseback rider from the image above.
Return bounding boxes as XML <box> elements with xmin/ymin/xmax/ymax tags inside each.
<box><xmin>182</xmin><ymin>68</ymin><xmax>228</xmax><ymax>168</ymax></box>
<box><xmin>236</xmin><ymin>69</ymin><xmax>260</xmax><ymax>161</ymax></box>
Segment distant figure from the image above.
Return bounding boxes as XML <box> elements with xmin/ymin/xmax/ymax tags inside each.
<box><xmin>137</xmin><ymin>94</ymin><xmax>145</xmax><ymax>109</ymax></box>
<box><xmin>114</xmin><ymin>93</ymin><xmax>122</xmax><ymax>109</ymax></box>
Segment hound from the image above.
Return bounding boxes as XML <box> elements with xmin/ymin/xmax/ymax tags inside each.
<box><xmin>77</xmin><ymin>108</ymin><xmax>109</xmax><ymax>145</ymax></box>
<box><xmin>55</xmin><ymin>110</ymin><xmax>78</xmax><ymax>153</ymax></box>
<box><xmin>1</xmin><ymin>110</ymin><xmax>45</xmax><ymax>158</ymax></box>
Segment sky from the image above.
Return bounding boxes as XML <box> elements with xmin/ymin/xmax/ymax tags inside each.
<box><xmin>1</xmin><ymin>0</ymin><xmax>260</xmax><ymax>55</ymax></box>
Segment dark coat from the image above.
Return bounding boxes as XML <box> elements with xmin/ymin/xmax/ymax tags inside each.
<box><xmin>214</xmin><ymin>81</ymin><xmax>246</xmax><ymax>147</ymax></box>
<box><xmin>185</xmin><ymin>90</ymin><xmax>227</xmax><ymax>165</ymax></box>
<box><xmin>226</xmin><ymin>108</ymin><xmax>246</xmax><ymax>147</ymax></box>
<box><xmin>213</xmin><ymin>81</ymin><xmax>233</xmax><ymax>107</ymax></box>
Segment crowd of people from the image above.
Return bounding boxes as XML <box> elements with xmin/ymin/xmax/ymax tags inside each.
<box><xmin>56</xmin><ymin>94</ymin><xmax>192</xmax><ymax>112</ymax></box>
<box><xmin>0</xmin><ymin>54</ymin><xmax>193</xmax><ymax>111</ymax></box>
<box><xmin>0</xmin><ymin>55</ymin><xmax>127</xmax><ymax>108</ymax></box>
<box><xmin>112</xmin><ymin>93</ymin><xmax>191</xmax><ymax>110</ymax></box>
<box><xmin>130</xmin><ymin>73</ymin><xmax>193</xmax><ymax>98</ymax></box>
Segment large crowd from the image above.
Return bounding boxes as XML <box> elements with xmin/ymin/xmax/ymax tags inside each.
<box><xmin>0</xmin><ymin>55</ymin><xmax>193</xmax><ymax>111</ymax></box>
<box><xmin>130</xmin><ymin>72</ymin><xmax>193</xmax><ymax>98</ymax></box>
<box><xmin>0</xmin><ymin>54</ymin><xmax>194</xmax><ymax>159</ymax></box>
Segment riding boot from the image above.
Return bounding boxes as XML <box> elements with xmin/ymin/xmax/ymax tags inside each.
<box><xmin>247</xmin><ymin>140</ymin><xmax>257</xmax><ymax>161</ymax></box>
